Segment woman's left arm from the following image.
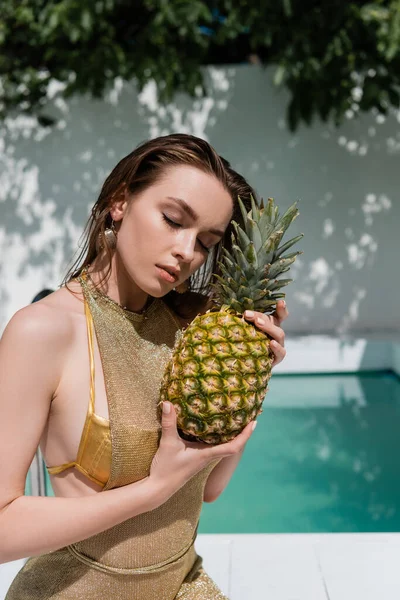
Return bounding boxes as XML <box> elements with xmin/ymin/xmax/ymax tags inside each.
<box><xmin>203</xmin><ymin>300</ymin><xmax>289</xmax><ymax>503</ymax></box>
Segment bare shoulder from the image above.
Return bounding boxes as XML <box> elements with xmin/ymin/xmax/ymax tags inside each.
<box><xmin>1</xmin><ymin>285</ymin><xmax>82</xmax><ymax>350</ymax></box>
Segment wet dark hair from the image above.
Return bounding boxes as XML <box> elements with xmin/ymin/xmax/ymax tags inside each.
<box><xmin>31</xmin><ymin>289</ymin><xmax>54</xmax><ymax>303</ymax></box>
<box><xmin>63</xmin><ymin>133</ymin><xmax>256</xmax><ymax>319</ymax></box>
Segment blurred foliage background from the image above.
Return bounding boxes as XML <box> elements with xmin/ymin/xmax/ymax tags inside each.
<box><xmin>0</xmin><ymin>0</ymin><xmax>399</xmax><ymax>130</ymax></box>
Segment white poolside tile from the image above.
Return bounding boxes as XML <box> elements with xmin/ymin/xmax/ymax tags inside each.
<box><xmin>229</xmin><ymin>534</ymin><xmax>327</xmax><ymax>600</ymax></box>
<box><xmin>315</xmin><ymin>535</ymin><xmax>400</xmax><ymax>600</ymax></box>
<box><xmin>195</xmin><ymin>535</ymin><xmax>232</xmax><ymax>597</ymax></box>
<box><xmin>0</xmin><ymin>559</ymin><xmax>26</xmax><ymax>600</ymax></box>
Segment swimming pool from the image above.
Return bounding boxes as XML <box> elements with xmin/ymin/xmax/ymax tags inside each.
<box><xmin>200</xmin><ymin>371</ymin><xmax>400</xmax><ymax>533</ymax></box>
<box><xmin>27</xmin><ymin>371</ymin><xmax>400</xmax><ymax>533</ymax></box>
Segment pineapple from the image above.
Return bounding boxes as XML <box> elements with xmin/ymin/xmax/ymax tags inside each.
<box><xmin>159</xmin><ymin>196</ymin><xmax>303</xmax><ymax>444</ymax></box>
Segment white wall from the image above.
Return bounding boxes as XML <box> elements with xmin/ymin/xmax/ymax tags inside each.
<box><xmin>393</xmin><ymin>343</ymin><xmax>400</xmax><ymax>376</ymax></box>
<box><xmin>1</xmin><ymin>65</ymin><xmax>399</xmax><ymax>343</ymax></box>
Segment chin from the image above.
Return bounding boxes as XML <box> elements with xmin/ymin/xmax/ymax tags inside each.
<box><xmin>124</xmin><ymin>268</ymin><xmax>168</xmax><ymax>298</ymax></box>
<box><xmin>143</xmin><ymin>280</ymin><xmax>173</xmax><ymax>298</ymax></box>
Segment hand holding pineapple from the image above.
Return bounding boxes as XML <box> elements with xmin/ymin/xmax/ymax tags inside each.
<box><xmin>150</xmin><ymin>399</ymin><xmax>257</xmax><ymax>499</ymax></box>
<box><xmin>160</xmin><ymin>196</ymin><xmax>303</xmax><ymax>445</ymax></box>
<box><xmin>243</xmin><ymin>301</ymin><xmax>288</xmax><ymax>367</ymax></box>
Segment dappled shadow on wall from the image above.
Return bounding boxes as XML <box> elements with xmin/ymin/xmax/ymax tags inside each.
<box><xmin>213</xmin><ymin>67</ymin><xmax>399</xmax><ymax>338</ymax></box>
<box><xmin>90</xmin><ymin>68</ymin><xmax>400</xmax><ymax>339</ymax></box>
<box><xmin>295</xmin><ymin>110</ymin><xmax>397</xmax><ymax>338</ymax></box>
<box><xmin>0</xmin><ymin>65</ymin><xmax>398</xmax><ymax>341</ymax></box>
<box><xmin>0</xmin><ymin>67</ymin><xmax>237</xmax><ymax>328</ymax></box>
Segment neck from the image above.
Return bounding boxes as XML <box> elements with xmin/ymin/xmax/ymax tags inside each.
<box><xmin>89</xmin><ymin>253</ymin><xmax>150</xmax><ymax>313</ymax></box>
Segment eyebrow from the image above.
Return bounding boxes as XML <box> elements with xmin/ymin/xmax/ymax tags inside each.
<box><xmin>166</xmin><ymin>196</ymin><xmax>225</xmax><ymax>237</ymax></box>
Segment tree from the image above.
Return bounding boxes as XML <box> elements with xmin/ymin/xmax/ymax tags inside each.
<box><xmin>0</xmin><ymin>0</ymin><xmax>399</xmax><ymax>130</ymax></box>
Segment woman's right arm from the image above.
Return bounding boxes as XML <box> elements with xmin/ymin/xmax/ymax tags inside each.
<box><xmin>0</xmin><ymin>305</ymin><xmax>165</xmax><ymax>564</ymax></box>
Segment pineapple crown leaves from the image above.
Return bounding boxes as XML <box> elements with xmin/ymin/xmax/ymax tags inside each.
<box><xmin>211</xmin><ymin>195</ymin><xmax>304</xmax><ymax>314</ymax></box>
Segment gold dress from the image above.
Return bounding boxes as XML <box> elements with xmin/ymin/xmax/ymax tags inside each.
<box><xmin>6</xmin><ymin>274</ymin><xmax>228</xmax><ymax>599</ymax></box>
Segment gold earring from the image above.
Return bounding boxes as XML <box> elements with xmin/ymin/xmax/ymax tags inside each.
<box><xmin>103</xmin><ymin>219</ymin><xmax>117</xmax><ymax>250</ymax></box>
<box><xmin>175</xmin><ymin>280</ymin><xmax>189</xmax><ymax>294</ymax></box>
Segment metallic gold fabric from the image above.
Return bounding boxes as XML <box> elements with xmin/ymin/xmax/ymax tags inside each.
<box><xmin>47</xmin><ymin>301</ymin><xmax>111</xmax><ymax>487</ymax></box>
<box><xmin>6</xmin><ymin>274</ymin><xmax>227</xmax><ymax>599</ymax></box>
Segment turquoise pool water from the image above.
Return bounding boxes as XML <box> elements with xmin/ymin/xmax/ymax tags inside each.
<box><xmin>200</xmin><ymin>371</ymin><xmax>400</xmax><ymax>533</ymax></box>
<box><xmin>27</xmin><ymin>371</ymin><xmax>400</xmax><ymax>533</ymax></box>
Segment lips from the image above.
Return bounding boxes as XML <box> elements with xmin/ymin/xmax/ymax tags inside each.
<box><xmin>157</xmin><ymin>265</ymin><xmax>180</xmax><ymax>281</ymax></box>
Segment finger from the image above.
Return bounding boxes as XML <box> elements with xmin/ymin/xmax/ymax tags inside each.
<box><xmin>160</xmin><ymin>401</ymin><xmax>179</xmax><ymax>439</ymax></box>
<box><xmin>270</xmin><ymin>340</ymin><xmax>287</xmax><ymax>367</ymax></box>
<box><xmin>244</xmin><ymin>311</ymin><xmax>285</xmax><ymax>346</ymax></box>
<box><xmin>272</xmin><ymin>299</ymin><xmax>289</xmax><ymax>323</ymax></box>
<box><xmin>210</xmin><ymin>420</ymin><xmax>256</xmax><ymax>458</ymax></box>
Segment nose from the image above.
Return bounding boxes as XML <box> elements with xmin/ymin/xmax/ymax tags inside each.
<box><xmin>172</xmin><ymin>232</ymin><xmax>196</xmax><ymax>263</ymax></box>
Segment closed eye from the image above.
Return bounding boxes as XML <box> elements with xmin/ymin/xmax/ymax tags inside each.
<box><xmin>162</xmin><ymin>214</ymin><xmax>210</xmax><ymax>253</ymax></box>
<box><xmin>162</xmin><ymin>214</ymin><xmax>182</xmax><ymax>229</ymax></box>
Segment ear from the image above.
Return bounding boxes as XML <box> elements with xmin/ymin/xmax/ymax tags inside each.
<box><xmin>109</xmin><ymin>184</ymin><xmax>129</xmax><ymax>222</ymax></box>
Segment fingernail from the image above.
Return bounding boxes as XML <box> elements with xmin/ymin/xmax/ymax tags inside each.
<box><xmin>252</xmin><ymin>421</ymin><xmax>258</xmax><ymax>431</ymax></box>
<box><xmin>281</xmin><ymin>300</ymin><xmax>286</xmax><ymax>308</ymax></box>
<box><xmin>163</xmin><ymin>402</ymin><xmax>171</xmax><ymax>414</ymax></box>
<box><xmin>270</xmin><ymin>340</ymin><xmax>277</xmax><ymax>347</ymax></box>
<box><xmin>256</xmin><ymin>317</ymin><xmax>263</xmax><ymax>324</ymax></box>
<box><xmin>245</xmin><ymin>310</ymin><xmax>254</xmax><ymax>317</ymax></box>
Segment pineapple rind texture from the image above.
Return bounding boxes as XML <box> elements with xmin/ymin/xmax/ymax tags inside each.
<box><xmin>160</xmin><ymin>311</ymin><xmax>273</xmax><ymax>444</ymax></box>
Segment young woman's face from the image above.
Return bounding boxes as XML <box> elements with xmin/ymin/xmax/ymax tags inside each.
<box><xmin>114</xmin><ymin>165</ymin><xmax>234</xmax><ymax>297</ymax></box>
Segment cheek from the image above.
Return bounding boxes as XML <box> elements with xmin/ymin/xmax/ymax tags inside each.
<box><xmin>189</xmin><ymin>253</ymin><xmax>208</xmax><ymax>277</ymax></box>
<box><xmin>123</xmin><ymin>212</ymin><xmax>163</xmax><ymax>251</ymax></box>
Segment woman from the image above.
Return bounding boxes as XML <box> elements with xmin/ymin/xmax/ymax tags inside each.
<box><xmin>0</xmin><ymin>134</ymin><xmax>288</xmax><ymax>599</ymax></box>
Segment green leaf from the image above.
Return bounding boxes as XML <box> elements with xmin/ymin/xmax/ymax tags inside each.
<box><xmin>283</xmin><ymin>0</ymin><xmax>292</xmax><ymax>18</ymax></box>
<box><xmin>274</xmin><ymin>64</ymin><xmax>286</xmax><ymax>86</ymax></box>
<box><xmin>244</xmin><ymin>241</ymin><xmax>258</xmax><ymax>268</ymax></box>
<box><xmin>237</xmin><ymin>196</ymin><xmax>250</xmax><ymax>230</ymax></box>
<box><xmin>232</xmin><ymin>221</ymin><xmax>251</xmax><ymax>249</ymax></box>
<box><xmin>274</xmin><ymin>234</ymin><xmax>304</xmax><ymax>259</ymax></box>
<box><xmin>246</xmin><ymin>217</ymin><xmax>263</xmax><ymax>252</ymax></box>
<box><xmin>266</xmin><ymin>278</ymin><xmax>292</xmax><ymax>291</ymax></box>
<box><xmin>1</xmin><ymin>0</ymin><xmax>399</xmax><ymax>130</ymax></box>
<box><xmin>250</xmin><ymin>194</ymin><xmax>259</xmax><ymax>221</ymax></box>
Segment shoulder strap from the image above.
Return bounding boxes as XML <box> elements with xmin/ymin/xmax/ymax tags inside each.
<box><xmin>84</xmin><ymin>299</ymin><xmax>96</xmax><ymax>416</ymax></box>
<box><xmin>47</xmin><ymin>298</ymin><xmax>96</xmax><ymax>475</ymax></box>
